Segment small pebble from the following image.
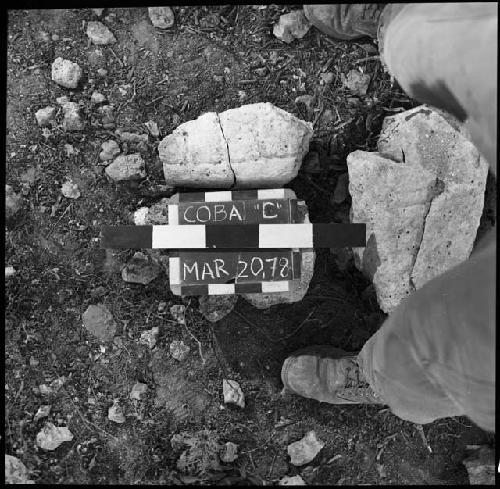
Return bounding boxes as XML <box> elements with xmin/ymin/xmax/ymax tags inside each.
<box><xmin>223</xmin><ymin>379</ymin><xmax>245</xmax><ymax>408</ymax></box>
<box><xmin>5</xmin><ymin>266</ymin><xmax>16</xmax><ymax>278</ymax></box>
<box><xmin>108</xmin><ymin>401</ymin><xmax>126</xmax><ymax>423</ymax></box>
<box><xmin>91</xmin><ymin>91</ymin><xmax>106</xmax><ymax>104</ymax></box>
<box><xmin>130</xmin><ymin>382</ymin><xmax>149</xmax><ymax>400</ymax></box>
<box><xmin>61</xmin><ymin>180</ymin><xmax>80</xmax><ymax>199</ymax></box>
<box><xmin>99</xmin><ymin>140</ymin><xmax>120</xmax><ymax>161</ymax></box>
<box><xmin>148</xmin><ymin>7</ymin><xmax>175</xmax><ymax>29</ymax></box>
<box><xmin>169</xmin><ymin>340</ymin><xmax>190</xmax><ymax>361</ymax></box>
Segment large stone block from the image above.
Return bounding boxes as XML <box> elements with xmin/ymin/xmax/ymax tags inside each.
<box><xmin>348</xmin><ymin>106</ymin><xmax>488</xmax><ymax>314</ymax></box>
<box><xmin>158</xmin><ymin>103</ymin><xmax>313</xmax><ymax>188</ymax></box>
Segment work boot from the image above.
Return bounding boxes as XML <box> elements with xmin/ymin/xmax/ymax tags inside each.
<box><xmin>281</xmin><ymin>345</ymin><xmax>385</xmax><ymax>404</ymax></box>
<box><xmin>303</xmin><ymin>4</ymin><xmax>386</xmax><ymax>40</ymax></box>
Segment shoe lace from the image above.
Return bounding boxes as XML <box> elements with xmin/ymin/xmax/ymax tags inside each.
<box><xmin>337</xmin><ymin>360</ymin><xmax>383</xmax><ymax>402</ymax></box>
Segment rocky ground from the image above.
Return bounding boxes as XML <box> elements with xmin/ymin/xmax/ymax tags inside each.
<box><xmin>5</xmin><ymin>6</ymin><xmax>496</xmax><ymax>485</ymax></box>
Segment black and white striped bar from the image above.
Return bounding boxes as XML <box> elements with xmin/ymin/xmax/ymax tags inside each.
<box><xmin>170</xmin><ymin>188</ymin><xmax>296</xmax><ymax>203</ymax></box>
<box><xmin>170</xmin><ymin>281</ymin><xmax>293</xmax><ymax>296</ymax></box>
<box><xmin>101</xmin><ymin>223</ymin><xmax>366</xmax><ymax>249</ymax></box>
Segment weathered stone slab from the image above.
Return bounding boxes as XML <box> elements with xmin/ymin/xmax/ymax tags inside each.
<box><xmin>158</xmin><ymin>103</ymin><xmax>313</xmax><ymax>189</ymax></box>
<box><xmin>348</xmin><ymin>106</ymin><xmax>488</xmax><ymax>313</ymax></box>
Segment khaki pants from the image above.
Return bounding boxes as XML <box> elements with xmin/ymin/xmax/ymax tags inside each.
<box><xmin>358</xmin><ymin>3</ymin><xmax>496</xmax><ymax>431</ymax></box>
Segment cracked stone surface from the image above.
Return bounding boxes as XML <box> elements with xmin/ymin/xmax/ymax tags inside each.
<box><xmin>158</xmin><ymin>103</ymin><xmax>313</xmax><ymax>188</ymax></box>
<box><xmin>348</xmin><ymin>106</ymin><xmax>488</xmax><ymax>314</ymax></box>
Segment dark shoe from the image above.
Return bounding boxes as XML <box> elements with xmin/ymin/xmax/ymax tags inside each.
<box><xmin>303</xmin><ymin>4</ymin><xmax>385</xmax><ymax>40</ymax></box>
<box><xmin>281</xmin><ymin>345</ymin><xmax>385</xmax><ymax>404</ymax></box>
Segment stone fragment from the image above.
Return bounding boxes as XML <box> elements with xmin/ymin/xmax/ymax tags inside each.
<box><xmin>223</xmin><ymin>379</ymin><xmax>245</xmax><ymax>408</ymax></box>
<box><xmin>332</xmin><ymin>173</ymin><xmax>349</xmax><ymax>203</ymax></box>
<box><xmin>342</xmin><ymin>69</ymin><xmax>371</xmax><ymax>96</ymax></box>
<box><xmin>133</xmin><ymin>197</ymin><xmax>172</xmax><ymax>225</ymax></box>
<box><xmin>86</xmin><ymin>21</ymin><xmax>116</xmax><ymax>45</ymax></box>
<box><xmin>82</xmin><ymin>304</ymin><xmax>117</xmax><ymax>342</ymax></box>
<box><xmin>219</xmin><ymin>103</ymin><xmax>313</xmax><ymax>188</ymax></box>
<box><xmin>5</xmin><ymin>266</ymin><xmax>16</xmax><ymax>278</ymax></box>
<box><xmin>34</xmin><ymin>405</ymin><xmax>51</xmax><ymax>422</ymax></box>
<box><xmin>91</xmin><ymin>91</ymin><xmax>106</xmax><ymax>104</ymax></box>
<box><xmin>121</xmin><ymin>251</ymin><xmax>161</xmax><ymax>285</ymax></box>
<box><xmin>105</xmin><ymin>153</ymin><xmax>146</xmax><ymax>181</ymax></box>
<box><xmin>36</xmin><ymin>423</ymin><xmax>73</xmax><ymax>450</ymax></box>
<box><xmin>97</xmin><ymin>68</ymin><xmax>108</xmax><ymax>77</ymax></box>
<box><xmin>108</xmin><ymin>401</ymin><xmax>126</xmax><ymax>423</ymax></box>
<box><xmin>198</xmin><ymin>295</ymin><xmax>237</xmax><ymax>323</ymax></box>
<box><xmin>64</xmin><ymin>144</ymin><xmax>79</xmax><ymax>156</ymax></box>
<box><xmin>61</xmin><ymin>101</ymin><xmax>84</xmax><ymax>131</ymax></box>
<box><xmin>287</xmin><ymin>431</ymin><xmax>324</xmax><ymax>466</ymax></box>
<box><xmin>133</xmin><ymin>206</ymin><xmax>149</xmax><ymax>225</ymax></box>
<box><xmin>320</xmin><ymin>72</ymin><xmax>334</xmax><ymax>85</ymax></box>
<box><xmin>116</xmin><ymin>130</ymin><xmax>149</xmax><ymax>144</ymax></box>
<box><xmin>92</xmin><ymin>8</ymin><xmax>104</xmax><ymax>16</ymax></box>
<box><xmin>5</xmin><ymin>455</ymin><xmax>35</xmax><ymax>484</ymax></box>
<box><xmin>279</xmin><ymin>475</ymin><xmax>306</xmax><ymax>485</ymax></box>
<box><xmin>130</xmin><ymin>382</ymin><xmax>149</xmax><ymax>400</ymax></box>
<box><xmin>61</xmin><ymin>180</ymin><xmax>80</xmax><ymax>199</ymax></box>
<box><xmin>159</xmin><ymin>103</ymin><xmax>312</xmax><ymax>188</ymax></box>
<box><xmin>220</xmin><ymin>441</ymin><xmax>238</xmax><ymax>463</ymax></box>
<box><xmin>98</xmin><ymin>104</ymin><xmax>115</xmax><ymax>127</ymax></box>
<box><xmin>170</xmin><ymin>304</ymin><xmax>186</xmax><ymax>325</ymax></box>
<box><xmin>51</xmin><ymin>57</ymin><xmax>82</xmax><ymax>89</ymax></box>
<box><xmin>348</xmin><ymin>106</ymin><xmax>489</xmax><ymax>313</ymax></box>
<box><xmin>145</xmin><ymin>120</ymin><xmax>160</xmax><ymax>137</ymax></box>
<box><xmin>99</xmin><ymin>139</ymin><xmax>120</xmax><ymax>161</ymax></box>
<box><xmin>273</xmin><ymin>10</ymin><xmax>311</xmax><ymax>44</ymax></box>
<box><xmin>35</xmin><ymin>106</ymin><xmax>56</xmax><ymax>127</ymax></box>
<box><xmin>139</xmin><ymin>326</ymin><xmax>159</xmax><ymax>349</ymax></box>
<box><xmin>169</xmin><ymin>340</ymin><xmax>190</xmax><ymax>361</ymax></box>
<box><xmin>148</xmin><ymin>7</ymin><xmax>175</xmax><ymax>29</ymax></box>
<box><xmin>6</xmin><ymin>185</ymin><xmax>22</xmax><ymax>219</ymax></box>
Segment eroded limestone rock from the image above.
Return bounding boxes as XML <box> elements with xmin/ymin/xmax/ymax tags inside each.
<box><xmin>348</xmin><ymin>106</ymin><xmax>488</xmax><ymax>313</ymax></box>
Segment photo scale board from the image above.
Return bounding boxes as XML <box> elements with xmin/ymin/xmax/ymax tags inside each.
<box><xmin>168</xmin><ymin>189</ymin><xmax>305</xmax><ymax>295</ymax></box>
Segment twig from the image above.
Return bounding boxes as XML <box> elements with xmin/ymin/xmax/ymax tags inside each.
<box><xmin>184</xmin><ymin>321</ymin><xmax>206</xmax><ymax>365</ymax></box>
<box><xmin>354</xmin><ymin>55</ymin><xmax>380</xmax><ymax>64</ymax></box>
<box><xmin>248</xmin><ymin>452</ymin><xmax>256</xmax><ymax>469</ymax></box>
<box><xmin>282</xmin><ymin>309</ymin><xmax>316</xmax><ymax>340</ymax></box>
<box><xmin>415</xmin><ymin>424</ymin><xmax>432</xmax><ymax>453</ymax></box>
<box><xmin>47</xmin><ymin>204</ymin><xmax>71</xmax><ymax>237</ymax></box>
<box><xmin>108</xmin><ymin>47</ymin><xmax>124</xmax><ymax>67</ymax></box>
<box><xmin>267</xmin><ymin>451</ymin><xmax>278</xmax><ymax>479</ymax></box>
<box><xmin>241</xmin><ymin>432</ymin><xmax>275</xmax><ymax>454</ymax></box>
<box><xmin>145</xmin><ymin>95</ymin><xmax>166</xmax><ymax>106</ymax></box>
